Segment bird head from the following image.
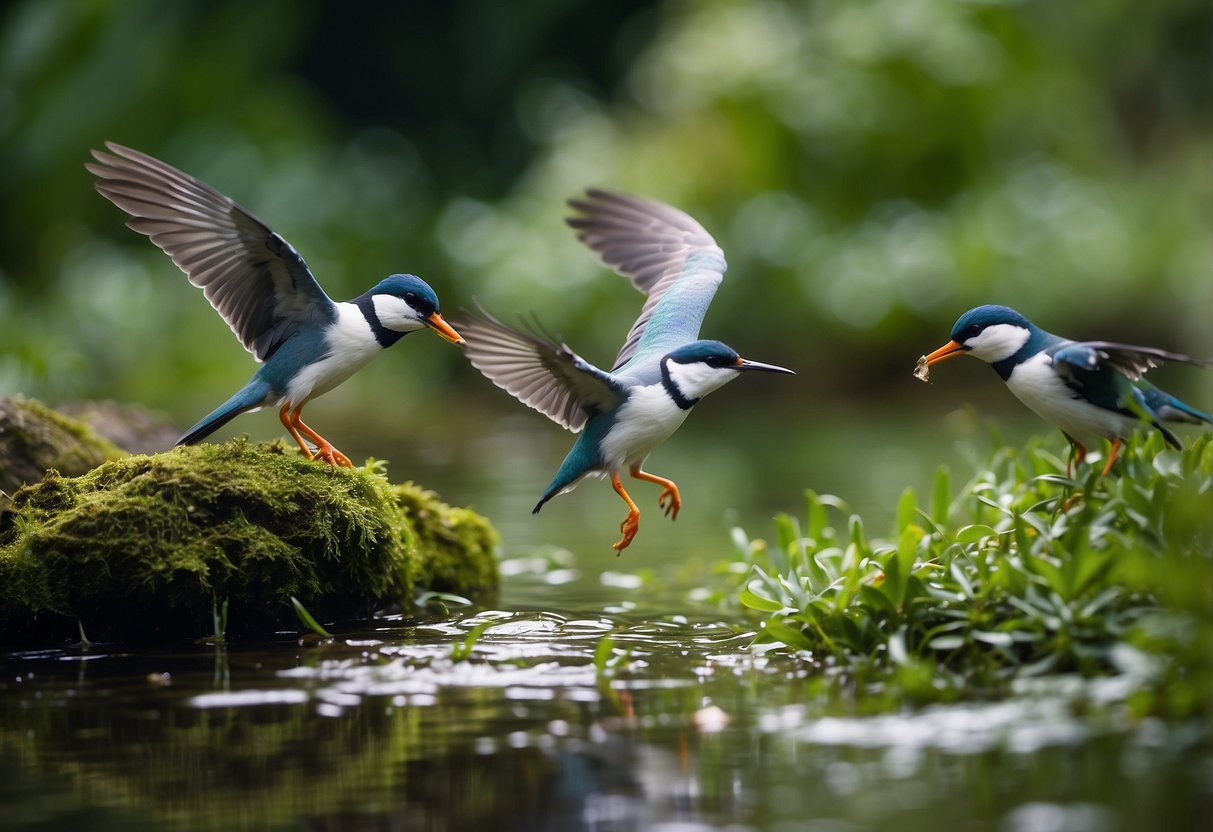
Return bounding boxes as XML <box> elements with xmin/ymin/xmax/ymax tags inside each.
<box><xmin>368</xmin><ymin>274</ymin><xmax>463</xmax><ymax>343</ymax></box>
<box><xmin>662</xmin><ymin>340</ymin><xmax>794</xmax><ymax>403</ymax></box>
<box><xmin>926</xmin><ymin>304</ymin><xmax>1035</xmax><ymax>367</ymax></box>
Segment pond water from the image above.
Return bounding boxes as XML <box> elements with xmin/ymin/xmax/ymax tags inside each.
<box><xmin>2</xmin><ymin>557</ymin><xmax>1209</xmax><ymax>831</ymax></box>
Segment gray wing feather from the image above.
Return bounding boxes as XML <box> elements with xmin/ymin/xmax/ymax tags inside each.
<box><xmin>87</xmin><ymin>142</ymin><xmax>334</xmax><ymax>361</ymax></box>
<box><xmin>1055</xmin><ymin>341</ymin><xmax>1211</xmax><ymax>381</ymax></box>
<box><xmin>566</xmin><ymin>189</ymin><xmax>726</xmax><ymax>370</ymax></box>
<box><xmin>455</xmin><ymin>309</ymin><xmax>625</xmax><ymax>433</ymax></box>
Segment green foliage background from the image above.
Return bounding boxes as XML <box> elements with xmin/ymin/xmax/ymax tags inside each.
<box><xmin>0</xmin><ymin>0</ymin><xmax>1209</xmax><ymax>517</ymax></box>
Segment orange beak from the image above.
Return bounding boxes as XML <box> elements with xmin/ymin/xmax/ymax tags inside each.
<box><xmin>425</xmin><ymin>312</ymin><xmax>464</xmax><ymax>344</ymax></box>
<box><xmin>925</xmin><ymin>340</ymin><xmax>967</xmax><ymax>366</ymax></box>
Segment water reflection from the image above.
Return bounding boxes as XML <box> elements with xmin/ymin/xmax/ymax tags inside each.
<box><xmin>1</xmin><ymin>571</ymin><xmax>1210</xmax><ymax>831</ymax></box>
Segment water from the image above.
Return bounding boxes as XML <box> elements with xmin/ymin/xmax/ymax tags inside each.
<box><xmin>2</xmin><ymin>559</ymin><xmax>1210</xmax><ymax>831</ymax></box>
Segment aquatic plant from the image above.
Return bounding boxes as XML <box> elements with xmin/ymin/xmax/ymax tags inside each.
<box><xmin>733</xmin><ymin>432</ymin><xmax>1213</xmax><ymax>716</ymax></box>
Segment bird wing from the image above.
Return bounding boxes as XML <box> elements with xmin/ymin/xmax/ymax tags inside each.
<box><xmin>456</xmin><ymin>309</ymin><xmax>626</xmax><ymax>433</ymax></box>
<box><xmin>87</xmin><ymin>142</ymin><xmax>335</xmax><ymax>362</ymax></box>
<box><xmin>566</xmin><ymin>189</ymin><xmax>726</xmax><ymax>371</ymax></box>
<box><xmin>1053</xmin><ymin>341</ymin><xmax>1211</xmax><ymax>382</ymax></box>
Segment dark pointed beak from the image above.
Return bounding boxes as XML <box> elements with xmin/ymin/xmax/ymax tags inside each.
<box><xmin>736</xmin><ymin>357</ymin><xmax>795</xmax><ymax>375</ymax></box>
<box><xmin>425</xmin><ymin>312</ymin><xmax>464</xmax><ymax>344</ymax></box>
<box><xmin>925</xmin><ymin>340</ymin><xmax>966</xmax><ymax>366</ymax></box>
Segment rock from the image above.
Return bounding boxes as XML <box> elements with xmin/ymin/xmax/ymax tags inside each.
<box><xmin>0</xmin><ymin>439</ymin><xmax>498</xmax><ymax>643</ymax></box>
<box><xmin>58</xmin><ymin>399</ymin><xmax>181</xmax><ymax>455</ymax></box>
<box><xmin>0</xmin><ymin>395</ymin><xmax>125</xmax><ymax>507</ymax></box>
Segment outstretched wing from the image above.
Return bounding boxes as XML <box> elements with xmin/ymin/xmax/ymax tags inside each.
<box><xmin>566</xmin><ymin>189</ymin><xmax>726</xmax><ymax>371</ymax></box>
<box><xmin>1053</xmin><ymin>341</ymin><xmax>1211</xmax><ymax>382</ymax></box>
<box><xmin>456</xmin><ymin>308</ymin><xmax>626</xmax><ymax>432</ymax></box>
<box><xmin>87</xmin><ymin>142</ymin><xmax>335</xmax><ymax>362</ymax></box>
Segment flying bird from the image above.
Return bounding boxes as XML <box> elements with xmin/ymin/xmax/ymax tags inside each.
<box><xmin>457</xmin><ymin>190</ymin><xmax>794</xmax><ymax>551</ymax></box>
<box><xmin>923</xmin><ymin>304</ymin><xmax>1210</xmax><ymax>475</ymax></box>
<box><xmin>88</xmin><ymin>142</ymin><xmax>463</xmax><ymax>467</ymax></box>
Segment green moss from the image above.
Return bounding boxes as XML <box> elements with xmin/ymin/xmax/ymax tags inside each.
<box><xmin>0</xmin><ymin>440</ymin><xmax>498</xmax><ymax>643</ymax></box>
<box><xmin>395</xmin><ymin>481</ymin><xmax>499</xmax><ymax>597</ymax></box>
<box><xmin>0</xmin><ymin>395</ymin><xmax>126</xmax><ymax>506</ymax></box>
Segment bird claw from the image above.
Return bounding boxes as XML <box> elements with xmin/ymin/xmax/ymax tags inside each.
<box><xmin>658</xmin><ymin>487</ymin><xmax>681</xmax><ymax>520</ymax></box>
<box><xmin>614</xmin><ymin>511</ymin><xmax>640</xmax><ymax>553</ymax></box>
<box><xmin>314</xmin><ymin>443</ymin><xmax>353</xmax><ymax>467</ymax></box>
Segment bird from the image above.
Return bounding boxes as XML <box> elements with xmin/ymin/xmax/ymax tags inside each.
<box><xmin>456</xmin><ymin>189</ymin><xmax>794</xmax><ymax>552</ymax></box>
<box><xmin>87</xmin><ymin>142</ymin><xmax>463</xmax><ymax>467</ymax></box>
<box><xmin>923</xmin><ymin>304</ymin><xmax>1211</xmax><ymax>476</ymax></box>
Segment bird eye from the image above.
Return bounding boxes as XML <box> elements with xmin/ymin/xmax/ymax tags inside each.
<box><xmin>964</xmin><ymin>324</ymin><xmax>981</xmax><ymax>338</ymax></box>
<box><xmin>405</xmin><ymin>292</ymin><xmax>417</xmax><ymax>304</ymax></box>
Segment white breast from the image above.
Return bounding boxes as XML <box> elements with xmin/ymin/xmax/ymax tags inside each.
<box><xmin>1005</xmin><ymin>353</ymin><xmax>1136</xmax><ymax>448</ymax></box>
<box><xmin>283</xmin><ymin>303</ymin><xmax>383</xmax><ymax>405</ymax></box>
<box><xmin>598</xmin><ymin>384</ymin><xmax>690</xmax><ymax>471</ymax></box>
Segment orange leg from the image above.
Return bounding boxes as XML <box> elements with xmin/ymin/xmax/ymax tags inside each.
<box><xmin>629</xmin><ymin>464</ymin><xmax>682</xmax><ymax>519</ymax></box>
<box><xmin>1065</xmin><ymin>440</ymin><xmax>1087</xmax><ymax>479</ymax></box>
<box><xmin>610</xmin><ymin>471</ymin><xmax>641</xmax><ymax>553</ymax></box>
<box><xmin>1100</xmin><ymin>438</ymin><xmax>1123</xmax><ymax>477</ymax></box>
<box><xmin>279</xmin><ymin>403</ymin><xmax>314</xmax><ymax>460</ymax></box>
<box><xmin>291</xmin><ymin>404</ymin><xmax>352</xmax><ymax>467</ymax></box>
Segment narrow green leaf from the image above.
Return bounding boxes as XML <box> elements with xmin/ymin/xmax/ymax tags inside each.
<box><xmin>594</xmin><ymin>634</ymin><xmax>616</xmax><ymax>671</ymax></box>
<box><xmin>972</xmin><ymin>630</ymin><xmax>1014</xmax><ymax>647</ymax></box>
<box><xmin>416</xmin><ymin>591</ymin><xmax>472</xmax><ymax>608</ymax></box>
<box><xmin>763</xmin><ymin>620</ymin><xmax>815</xmax><ymax>653</ymax></box>
<box><xmin>451</xmin><ymin>620</ymin><xmax>493</xmax><ymax>661</ymax></box>
<box><xmin>896</xmin><ymin>487</ymin><xmax>918</xmax><ymax>532</ymax></box>
<box><xmin>289</xmin><ymin>596</ymin><xmax>332</xmax><ymax>638</ymax></box>
<box><xmin>805</xmin><ymin>491</ymin><xmax>828</xmax><ymax>544</ymax></box>
<box><xmin>954</xmin><ymin>524</ymin><xmax>998</xmax><ymax>544</ymax></box>
<box><xmin>740</xmin><ymin>586</ymin><xmax>786</xmax><ymax>613</ymax></box>
<box><xmin>931</xmin><ymin>466</ymin><xmax>951</xmax><ymax>525</ymax></box>
<box><xmin>950</xmin><ymin>560</ymin><xmax>975</xmax><ymax>599</ymax></box>
<box><xmin>928</xmin><ymin>634</ymin><xmax>965</xmax><ymax>650</ymax></box>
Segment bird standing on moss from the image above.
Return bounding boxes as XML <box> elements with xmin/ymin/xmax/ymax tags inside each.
<box><xmin>457</xmin><ymin>190</ymin><xmax>794</xmax><ymax>552</ymax></box>
<box><xmin>87</xmin><ymin>142</ymin><xmax>463</xmax><ymax>467</ymax></box>
<box><xmin>923</xmin><ymin>304</ymin><xmax>1211</xmax><ymax>475</ymax></box>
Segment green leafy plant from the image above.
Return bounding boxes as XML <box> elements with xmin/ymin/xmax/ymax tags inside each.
<box><xmin>732</xmin><ymin>432</ymin><xmax>1213</xmax><ymax>712</ymax></box>
<box><xmin>593</xmin><ymin>633</ymin><xmax>632</xmax><ymax>679</ymax></box>
<box><xmin>450</xmin><ymin>620</ymin><xmax>494</xmax><ymax>661</ymax></box>
<box><xmin>290</xmin><ymin>596</ymin><xmax>333</xmax><ymax>638</ymax></box>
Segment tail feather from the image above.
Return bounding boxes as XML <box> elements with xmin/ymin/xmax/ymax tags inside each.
<box><xmin>176</xmin><ymin>379</ymin><xmax>272</xmax><ymax>446</ymax></box>
<box><xmin>533</xmin><ymin>450</ymin><xmax>598</xmax><ymax>514</ymax></box>
<box><xmin>1140</xmin><ymin>384</ymin><xmax>1212</xmax><ymax>425</ymax></box>
<box><xmin>533</xmin><ymin>478</ymin><xmax>582</xmax><ymax>514</ymax></box>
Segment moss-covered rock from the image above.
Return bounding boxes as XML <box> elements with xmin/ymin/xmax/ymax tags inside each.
<box><xmin>0</xmin><ymin>440</ymin><xmax>498</xmax><ymax>643</ymax></box>
<box><xmin>0</xmin><ymin>395</ymin><xmax>126</xmax><ymax>507</ymax></box>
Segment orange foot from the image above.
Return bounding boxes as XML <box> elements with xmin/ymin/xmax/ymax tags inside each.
<box><xmin>630</xmin><ymin>465</ymin><xmax>681</xmax><ymax>520</ymax></box>
<box><xmin>314</xmin><ymin>442</ymin><xmax>353</xmax><ymax>468</ymax></box>
<box><xmin>658</xmin><ymin>486</ymin><xmax>680</xmax><ymax>519</ymax></box>
<box><xmin>614</xmin><ymin>509</ymin><xmax>640</xmax><ymax>553</ymax></box>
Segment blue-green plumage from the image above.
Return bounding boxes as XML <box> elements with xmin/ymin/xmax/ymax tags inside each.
<box><xmin>88</xmin><ymin>142</ymin><xmax>463</xmax><ymax>466</ymax></box>
<box><xmin>459</xmin><ymin>190</ymin><xmax>793</xmax><ymax>551</ymax></box>
<box><xmin>534</xmin><ymin>415</ymin><xmax>615</xmax><ymax>512</ymax></box>
<box><xmin>926</xmin><ymin>304</ymin><xmax>1210</xmax><ymax>474</ymax></box>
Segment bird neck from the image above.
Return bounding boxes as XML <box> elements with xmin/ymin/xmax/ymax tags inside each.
<box><xmin>659</xmin><ymin>360</ymin><xmax>699</xmax><ymax>410</ymax></box>
<box><xmin>991</xmin><ymin>326</ymin><xmax>1061</xmax><ymax>381</ymax></box>
<box><xmin>354</xmin><ymin>296</ymin><xmax>406</xmax><ymax>348</ymax></box>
